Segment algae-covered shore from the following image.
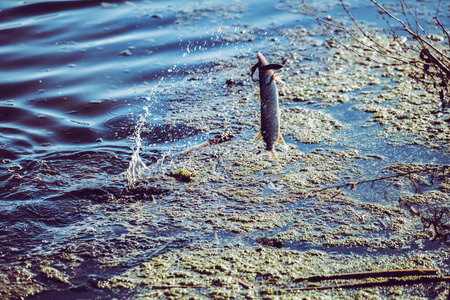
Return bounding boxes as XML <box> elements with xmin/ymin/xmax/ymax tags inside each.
<box><xmin>1</xmin><ymin>1</ymin><xmax>450</xmax><ymax>299</ymax></box>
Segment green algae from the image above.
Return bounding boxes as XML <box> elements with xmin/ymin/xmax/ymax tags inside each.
<box><xmin>38</xmin><ymin>265</ymin><xmax>70</xmax><ymax>284</ymax></box>
<box><xmin>321</xmin><ymin>35</ymin><xmax>450</xmax><ymax>150</ymax></box>
<box><xmin>99</xmin><ymin>245</ymin><xmax>449</xmax><ymax>299</ymax></box>
<box><xmin>282</xmin><ymin>106</ymin><xmax>346</xmax><ymax>144</ymax></box>
<box><xmin>0</xmin><ymin>266</ymin><xmax>44</xmax><ymax>299</ymax></box>
<box><xmin>168</xmin><ymin>168</ymin><xmax>197</xmax><ymax>182</ymax></box>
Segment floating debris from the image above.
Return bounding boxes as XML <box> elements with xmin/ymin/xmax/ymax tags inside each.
<box><xmin>168</xmin><ymin>168</ymin><xmax>196</xmax><ymax>182</ymax></box>
<box><xmin>179</xmin><ymin>130</ymin><xmax>234</xmax><ymax>156</ymax></box>
<box><xmin>120</xmin><ymin>50</ymin><xmax>132</xmax><ymax>56</ymax></box>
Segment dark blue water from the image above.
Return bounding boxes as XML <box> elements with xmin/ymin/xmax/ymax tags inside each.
<box><xmin>0</xmin><ymin>0</ymin><xmax>449</xmax><ymax>298</ymax></box>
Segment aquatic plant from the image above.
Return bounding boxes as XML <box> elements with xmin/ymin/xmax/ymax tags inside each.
<box><xmin>303</xmin><ymin>0</ymin><xmax>450</xmax><ymax>112</ymax></box>
<box><xmin>311</xmin><ymin>163</ymin><xmax>450</xmax><ymax>241</ymax></box>
<box><xmin>400</xmin><ymin>190</ymin><xmax>450</xmax><ymax>241</ymax></box>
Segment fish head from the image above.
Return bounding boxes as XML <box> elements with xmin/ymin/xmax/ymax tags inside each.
<box><xmin>257</xmin><ymin>52</ymin><xmax>269</xmax><ymax>66</ymax></box>
<box><xmin>251</xmin><ymin>52</ymin><xmax>283</xmax><ymax>80</ymax></box>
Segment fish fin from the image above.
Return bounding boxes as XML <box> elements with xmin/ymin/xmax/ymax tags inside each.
<box><xmin>265</xmin><ymin>67</ymin><xmax>284</xmax><ymax>85</ymax></box>
<box><xmin>275</xmin><ymin>75</ymin><xmax>285</xmax><ymax>85</ymax></box>
<box><xmin>250</xmin><ymin>62</ymin><xmax>260</xmax><ymax>79</ymax></box>
<box><xmin>260</xmin><ymin>64</ymin><xmax>283</xmax><ymax>71</ymax></box>
<box><xmin>277</xmin><ymin>133</ymin><xmax>289</xmax><ymax>152</ymax></box>
<box><xmin>253</xmin><ymin>130</ymin><xmax>264</xmax><ymax>142</ymax></box>
<box><xmin>275</xmin><ymin>107</ymin><xmax>280</xmax><ymax>117</ymax></box>
<box><xmin>277</xmin><ymin>133</ymin><xmax>286</xmax><ymax>146</ymax></box>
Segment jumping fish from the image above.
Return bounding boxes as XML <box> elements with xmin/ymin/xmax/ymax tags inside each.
<box><xmin>251</xmin><ymin>52</ymin><xmax>285</xmax><ymax>154</ymax></box>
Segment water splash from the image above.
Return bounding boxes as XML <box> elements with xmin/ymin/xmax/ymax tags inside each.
<box><xmin>126</xmin><ymin>103</ymin><xmax>178</xmax><ymax>186</ymax></box>
<box><xmin>126</xmin><ymin>113</ymin><xmax>149</xmax><ymax>186</ymax></box>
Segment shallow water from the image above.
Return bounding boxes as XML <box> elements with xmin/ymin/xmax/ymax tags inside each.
<box><xmin>1</xmin><ymin>0</ymin><xmax>449</xmax><ymax>299</ymax></box>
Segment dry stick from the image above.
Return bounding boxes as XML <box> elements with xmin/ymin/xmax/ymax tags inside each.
<box><xmin>381</xmin><ymin>2</ymin><xmax>424</xmax><ymax>55</ymax></box>
<box><xmin>370</xmin><ymin>0</ymin><xmax>448</xmax><ymax>60</ymax></box>
<box><xmin>352</xmin><ymin>0</ymin><xmax>450</xmax><ymax>79</ymax></box>
<box><xmin>421</xmin><ymin>48</ymin><xmax>450</xmax><ymax>78</ymax></box>
<box><xmin>178</xmin><ymin>130</ymin><xmax>234</xmax><ymax>156</ymax></box>
<box><xmin>293</xmin><ymin>269</ymin><xmax>439</xmax><ymax>282</ymax></box>
<box><xmin>318</xmin><ymin>17</ymin><xmax>405</xmax><ymax>65</ymax></box>
<box><xmin>330</xmin><ymin>189</ymin><xmax>342</xmax><ymax>199</ymax></box>
<box><xmin>301</xmin><ymin>2</ymin><xmax>413</xmax><ymax>65</ymax></box>
<box><xmin>401</xmin><ymin>199</ymin><xmax>421</xmax><ymax>217</ymax></box>
<box><xmin>434</xmin><ymin>0</ymin><xmax>442</xmax><ymax>18</ymax></box>
<box><xmin>152</xmin><ymin>285</ymin><xmax>206</xmax><ymax>289</ymax></box>
<box><xmin>434</xmin><ymin>17</ymin><xmax>450</xmax><ymax>45</ymax></box>
<box><xmin>287</xmin><ymin>276</ymin><xmax>450</xmax><ymax>292</ymax></box>
<box><xmin>408</xmin><ymin>174</ymin><xmax>423</xmax><ymax>194</ymax></box>
<box><xmin>234</xmin><ymin>276</ymin><xmax>255</xmax><ymax>289</ymax></box>
<box><xmin>307</xmin><ymin>0</ymin><xmax>450</xmax><ymax>89</ymax></box>
<box><xmin>312</xmin><ymin>165</ymin><xmax>448</xmax><ymax>193</ymax></box>
<box><xmin>338</xmin><ymin>0</ymin><xmax>410</xmax><ymax>60</ymax></box>
<box><xmin>371</xmin><ymin>0</ymin><xmax>423</xmax><ymax>42</ymax></box>
<box><xmin>400</xmin><ymin>0</ymin><xmax>428</xmax><ymax>41</ymax></box>
<box><xmin>379</xmin><ymin>12</ymin><xmax>418</xmax><ymax>56</ymax></box>
<box><xmin>398</xmin><ymin>0</ymin><xmax>414</xmax><ymax>34</ymax></box>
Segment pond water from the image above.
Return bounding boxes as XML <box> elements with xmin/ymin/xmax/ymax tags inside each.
<box><xmin>1</xmin><ymin>0</ymin><xmax>449</xmax><ymax>299</ymax></box>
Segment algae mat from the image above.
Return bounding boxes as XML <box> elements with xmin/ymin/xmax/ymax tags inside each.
<box><xmin>105</xmin><ymin>27</ymin><xmax>450</xmax><ymax>298</ymax></box>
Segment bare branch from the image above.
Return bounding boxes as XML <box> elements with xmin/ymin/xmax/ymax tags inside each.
<box><xmin>294</xmin><ymin>269</ymin><xmax>439</xmax><ymax>282</ymax></box>
<box><xmin>370</xmin><ymin>0</ymin><xmax>448</xmax><ymax>60</ymax></box>
<box><xmin>287</xmin><ymin>276</ymin><xmax>450</xmax><ymax>292</ymax></box>
<box><xmin>311</xmin><ymin>165</ymin><xmax>449</xmax><ymax>194</ymax></box>
<box><xmin>434</xmin><ymin>16</ymin><xmax>450</xmax><ymax>46</ymax></box>
<box><xmin>301</xmin><ymin>1</ymin><xmax>413</xmax><ymax>65</ymax></box>
<box><xmin>302</xmin><ymin>0</ymin><xmax>449</xmax><ymax>112</ymax></box>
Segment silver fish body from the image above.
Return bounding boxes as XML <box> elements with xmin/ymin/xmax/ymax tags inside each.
<box><xmin>251</xmin><ymin>52</ymin><xmax>284</xmax><ymax>152</ymax></box>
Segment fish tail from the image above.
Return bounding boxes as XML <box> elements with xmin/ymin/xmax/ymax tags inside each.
<box><xmin>254</xmin><ymin>131</ymin><xmax>286</xmax><ymax>148</ymax></box>
<box><xmin>260</xmin><ymin>150</ymin><xmax>278</xmax><ymax>161</ymax></box>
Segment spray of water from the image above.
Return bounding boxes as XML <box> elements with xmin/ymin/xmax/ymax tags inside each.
<box><xmin>126</xmin><ymin>113</ymin><xmax>149</xmax><ymax>186</ymax></box>
<box><xmin>126</xmin><ymin>99</ymin><xmax>176</xmax><ymax>187</ymax></box>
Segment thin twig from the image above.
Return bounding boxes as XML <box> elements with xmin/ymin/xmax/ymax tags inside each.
<box><xmin>234</xmin><ymin>276</ymin><xmax>255</xmax><ymax>289</ymax></box>
<box><xmin>338</xmin><ymin>0</ymin><xmax>412</xmax><ymax>60</ymax></box>
<box><xmin>287</xmin><ymin>276</ymin><xmax>450</xmax><ymax>292</ymax></box>
<box><xmin>303</xmin><ymin>0</ymin><xmax>449</xmax><ymax>112</ymax></box>
<box><xmin>293</xmin><ymin>269</ymin><xmax>439</xmax><ymax>282</ymax></box>
<box><xmin>301</xmin><ymin>1</ymin><xmax>412</xmax><ymax>65</ymax></box>
<box><xmin>312</xmin><ymin>165</ymin><xmax>448</xmax><ymax>193</ymax></box>
<box><xmin>433</xmin><ymin>17</ymin><xmax>449</xmax><ymax>45</ymax></box>
<box><xmin>370</xmin><ymin>0</ymin><xmax>448</xmax><ymax>60</ymax></box>
<box><xmin>400</xmin><ymin>0</ymin><xmax>428</xmax><ymax>41</ymax></box>
<box><xmin>178</xmin><ymin>130</ymin><xmax>234</xmax><ymax>156</ymax></box>
<box><xmin>152</xmin><ymin>285</ymin><xmax>207</xmax><ymax>289</ymax></box>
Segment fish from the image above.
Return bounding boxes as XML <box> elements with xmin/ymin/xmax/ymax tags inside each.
<box><xmin>250</xmin><ymin>52</ymin><xmax>285</xmax><ymax>154</ymax></box>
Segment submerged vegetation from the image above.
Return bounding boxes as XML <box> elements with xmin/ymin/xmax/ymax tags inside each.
<box><xmin>1</xmin><ymin>1</ymin><xmax>450</xmax><ymax>299</ymax></box>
